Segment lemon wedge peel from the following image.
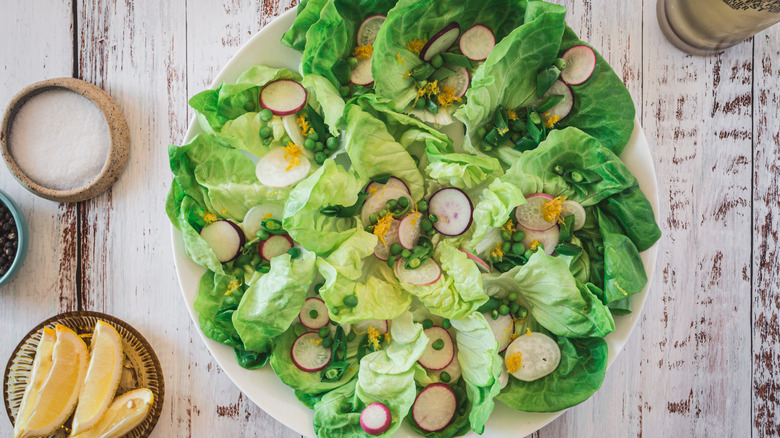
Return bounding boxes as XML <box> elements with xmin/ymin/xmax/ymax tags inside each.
<box><xmin>13</xmin><ymin>327</ymin><xmax>57</xmax><ymax>438</ymax></box>
<box><xmin>70</xmin><ymin>388</ymin><xmax>154</xmax><ymax>438</ymax></box>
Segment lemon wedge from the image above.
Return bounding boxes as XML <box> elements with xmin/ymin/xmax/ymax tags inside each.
<box><xmin>15</xmin><ymin>324</ymin><xmax>88</xmax><ymax>438</ymax></box>
<box><xmin>71</xmin><ymin>321</ymin><xmax>124</xmax><ymax>435</ymax></box>
<box><xmin>13</xmin><ymin>327</ymin><xmax>57</xmax><ymax>438</ymax></box>
<box><xmin>70</xmin><ymin>388</ymin><xmax>154</xmax><ymax>438</ymax></box>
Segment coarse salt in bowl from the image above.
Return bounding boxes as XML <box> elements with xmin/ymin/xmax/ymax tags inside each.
<box><xmin>0</xmin><ymin>78</ymin><xmax>130</xmax><ymax>203</ymax></box>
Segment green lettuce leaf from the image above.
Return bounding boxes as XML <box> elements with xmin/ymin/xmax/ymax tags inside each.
<box><xmin>466</xmin><ymin>177</ymin><xmax>527</xmax><ymax>252</ymax></box>
<box><xmin>597</xmin><ymin>208</ymin><xmax>647</xmax><ymax>306</ymax></box>
<box><xmin>312</xmin><ymin>380</ymin><xmax>366</xmax><ymax>438</ymax></box>
<box><xmin>281</xmin><ymin>0</ymin><xmax>329</xmax><ymax>52</ymax></box>
<box><xmin>425</xmin><ymin>144</ymin><xmax>504</xmax><ymax>190</ymax></box>
<box><xmin>406</xmin><ymin>379</ymin><xmax>472</xmax><ymax>438</ymax></box>
<box><xmin>599</xmin><ymin>185</ymin><xmax>661</xmax><ymax>252</ymax></box>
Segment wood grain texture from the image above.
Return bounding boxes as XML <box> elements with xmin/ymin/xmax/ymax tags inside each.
<box><xmin>752</xmin><ymin>24</ymin><xmax>780</xmax><ymax>438</ymax></box>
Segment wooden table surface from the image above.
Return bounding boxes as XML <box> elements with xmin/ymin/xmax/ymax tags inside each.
<box><xmin>1</xmin><ymin>0</ymin><xmax>778</xmax><ymax>437</ymax></box>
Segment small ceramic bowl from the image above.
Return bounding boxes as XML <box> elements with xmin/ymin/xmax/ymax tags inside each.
<box><xmin>0</xmin><ymin>78</ymin><xmax>130</xmax><ymax>203</ymax></box>
<box><xmin>0</xmin><ymin>189</ymin><xmax>28</xmax><ymax>287</ymax></box>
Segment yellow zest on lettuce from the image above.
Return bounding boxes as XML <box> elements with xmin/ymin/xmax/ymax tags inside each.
<box><xmin>529</xmin><ymin>239</ymin><xmax>540</xmax><ymax>251</ymax></box>
<box><xmin>224</xmin><ymin>278</ymin><xmax>240</xmax><ymax>296</ymax></box>
<box><xmin>436</xmin><ymin>85</ymin><xmax>462</xmax><ymax>109</ymax></box>
<box><xmin>526</xmin><ymin>328</ymin><xmax>532</xmax><ymax>336</ymax></box>
<box><xmin>353</xmin><ymin>44</ymin><xmax>374</xmax><ymax>60</ymax></box>
<box><xmin>282</xmin><ymin>142</ymin><xmax>303</xmax><ymax>171</ymax></box>
<box><xmin>417</xmin><ymin>80</ymin><xmax>440</xmax><ymax>99</ymax></box>
<box><xmin>406</xmin><ymin>38</ymin><xmax>427</xmax><ymax>54</ymax></box>
<box><xmin>403</xmin><ymin>70</ymin><xmax>412</xmax><ymax>79</ymax></box>
<box><xmin>541</xmin><ymin>196</ymin><xmax>566</xmax><ymax>223</ymax></box>
<box><xmin>396</xmin><ymin>53</ymin><xmax>405</xmax><ymax>64</ymax></box>
<box><xmin>367</xmin><ymin>326</ymin><xmax>382</xmax><ymax>350</ymax></box>
<box><xmin>372</xmin><ymin>212</ymin><xmax>395</xmax><ymax>244</ymax></box>
<box><xmin>506</xmin><ymin>351</ymin><xmax>523</xmax><ymax>374</ymax></box>
<box><xmin>491</xmin><ymin>242</ymin><xmax>505</xmax><ymax>259</ymax></box>
<box><xmin>543</xmin><ymin>112</ymin><xmax>560</xmax><ymax>128</ymax></box>
<box><xmin>296</xmin><ymin>113</ymin><xmax>314</xmax><ymax>136</ymax></box>
<box><xmin>507</xmin><ymin>109</ymin><xmax>519</xmax><ymax>121</ymax></box>
<box><xmin>202</xmin><ymin>212</ymin><xmax>217</xmax><ymax>224</ymax></box>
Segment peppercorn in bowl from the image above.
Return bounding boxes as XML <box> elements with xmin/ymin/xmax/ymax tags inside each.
<box><xmin>0</xmin><ymin>189</ymin><xmax>28</xmax><ymax>287</ymax></box>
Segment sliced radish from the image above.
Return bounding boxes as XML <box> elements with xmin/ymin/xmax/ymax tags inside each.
<box><xmin>412</xmin><ymin>383</ymin><xmax>457</xmax><ymax>433</ymax></box>
<box><xmin>365</xmin><ymin>177</ymin><xmax>410</xmax><ymax>199</ymax></box>
<box><xmin>351</xmin><ymin>57</ymin><xmax>374</xmax><ymax>87</ymax></box>
<box><xmin>395</xmin><ymin>257</ymin><xmax>441</xmax><ymax>286</ymax></box>
<box><xmin>483</xmin><ymin>312</ymin><xmax>513</xmax><ymax>352</ymax></box>
<box><xmin>200</xmin><ymin>220</ymin><xmax>244</xmax><ymax>263</ymax></box>
<box><xmin>299</xmin><ymin>297</ymin><xmax>330</xmax><ymax>330</ymax></box>
<box><xmin>282</xmin><ymin>114</ymin><xmax>306</xmax><ymax>146</ymax></box>
<box><xmin>352</xmin><ymin>319</ymin><xmax>388</xmax><ymax>335</ymax></box>
<box><xmin>260</xmin><ymin>79</ymin><xmax>307</xmax><ymax>116</ymax></box>
<box><xmin>398</xmin><ymin>212</ymin><xmax>422</xmax><ymax>250</ymax></box>
<box><xmin>418</xmin><ymin>327</ymin><xmax>454</xmax><ymax>371</ymax></box>
<box><xmin>519</xmin><ymin>224</ymin><xmax>559</xmax><ymax>256</ymax></box>
<box><xmin>360</xmin><ymin>402</ymin><xmax>392</xmax><ymax>436</ymax></box>
<box><xmin>258</xmin><ymin>234</ymin><xmax>294</xmax><ymax>261</ymax></box>
<box><xmin>361</xmin><ymin>187</ymin><xmax>409</xmax><ymax>227</ymax></box>
<box><xmin>255</xmin><ymin>146</ymin><xmax>312</xmax><ymax>189</ymax></box>
<box><xmin>428</xmin><ymin>188</ymin><xmax>473</xmax><ymax>236</ymax></box>
<box><xmin>562</xmin><ymin>200</ymin><xmax>586</xmax><ymax>231</ymax></box>
<box><xmin>560</xmin><ymin>44</ymin><xmax>597</xmax><ymax>86</ymax></box>
<box><xmin>373</xmin><ymin>219</ymin><xmax>401</xmax><ymax>261</ymax></box>
<box><xmin>458</xmin><ymin>24</ymin><xmax>495</xmax><ymax>61</ymax></box>
<box><xmin>498</xmin><ymin>363</ymin><xmax>509</xmax><ymax>389</ymax></box>
<box><xmin>431</xmin><ymin>353</ymin><xmax>461</xmax><ymax>383</ymax></box>
<box><xmin>504</xmin><ymin>332</ymin><xmax>561</xmax><ymax>381</ymax></box>
<box><xmin>243</xmin><ymin>204</ymin><xmax>284</xmax><ymax>239</ymax></box>
<box><xmin>439</xmin><ymin>66</ymin><xmax>469</xmax><ymax>98</ymax></box>
<box><xmin>291</xmin><ymin>332</ymin><xmax>332</xmax><ymax>372</ymax></box>
<box><xmin>536</xmin><ymin>79</ymin><xmax>574</xmax><ymax>121</ymax></box>
<box><xmin>458</xmin><ymin>249</ymin><xmax>490</xmax><ymax>273</ymax></box>
<box><xmin>419</xmin><ymin>23</ymin><xmax>461</xmax><ymax>62</ymax></box>
<box><xmin>514</xmin><ymin>193</ymin><xmax>556</xmax><ymax>232</ymax></box>
<box><xmin>357</xmin><ymin>15</ymin><xmax>386</xmax><ymax>46</ymax></box>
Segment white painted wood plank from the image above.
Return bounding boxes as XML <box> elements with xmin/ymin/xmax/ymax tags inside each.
<box><xmin>752</xmin><ymin>23</ymin><xmax>780</xmax><ymax>438</ymax></box>
<box><xmin>0</xmin><ymin>2</ymin><xmax>76</xmax><ymax>435</ymax></box>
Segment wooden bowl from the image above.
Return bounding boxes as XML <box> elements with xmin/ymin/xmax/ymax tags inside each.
<box><xmin>0</xmin><ymin>78</ymin><xmax>130</xmax><ymax>203</ymax></box>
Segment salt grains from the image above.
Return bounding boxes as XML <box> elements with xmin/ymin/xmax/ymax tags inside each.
<box><xmin>9</xmin><ymin>89</ymin><xmax>110</xmax><ymax>191</ymax></box>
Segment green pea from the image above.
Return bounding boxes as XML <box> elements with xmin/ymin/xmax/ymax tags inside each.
<box><xmin>398</xmin><ymin>196</ymin><xmax>410</xmax><ymax>207</ymax></box>
<box><xmin>491</xmin><ymin>310</ymin><xmax>499</xmax><ymax>320</ymax></box>
<box><xmin>309</xmin><ymin>309</ymin><xmax>319</xmax><ymax>319</ymax></box>
<box><xmin>501</xmin><ymin>230</ymin><xmax>512</xmax><ymax>241</ymax></box>
<box><xmin>321</xmin><ymin>337</ymin><xmax>333</xmax><ymax>349</ymax></box>
<box><xmin>439</xmin><ymin>371</ymin><xmax>451</xmax><ymax>383</ymax></box>
<box><xmin>426</xmin><ymin>228</ymin><xmax>436</xmax><ymax>236</ymax></box>
<box><xmin>318</xmin><ymin>326</ymin><xmax>330</xmax><ymax>338</ymax></box>
<box><xmin>498</xmin><ymin>304</ymin><xmax>510</xmax><ymax>316</ymax></box>
<box><xmin>315</xmin><ymin>141</ymin><xmax>324</xmax><ymax>151</ymax></box>
<box><xmin>481</xmin><ymin>144</ymin><xmax>493</xmax><ymax>152</ymax></box>
<box><xmin>516</xmin><ymin>306</ymin><xmax>528</xmax><ymax>319</ymax></box>
<box><xmin>314</xmin><ymin>152</ymin><xmax>327</xmax><ymax>165</ymax></box>
<box><xmin>432</xmin><ymin>339</ymin><xmax>445</xmax><ymax>350</ymax></box>
<box><xmin>442</xmin><ymin>319</ymin><xmax>451</xmax><ymax>329</ymax></box>
<box><xmin>255</xmin><ymin>229</ymin><xmax>270</xmax><ymax>240</ymax></box>
<box><xmin>326</xmin><ymin>137</ymin><xmax>339</xmax><ymax>149</ymax></box>
<box><xmin>379</xmin><ymin>209</ymin><xmax>388</xmax><ymax>217</ymax></box>
<box><xmin>347</xmin><ymin>331</ymin><xmax>356</xmax><ymax>341</ymax></box>
<box><xmin>414</xmin><ymin>98</ymin><xmax>426</xmax><ymax>110</ymax></box>
<box><xmin>390</xmin><ymin>243</ymin><xmax>404</xmax><ymax>255</ymax></box>
<box><xmin>348</xmin><ymin>56</ymin><xmax>359</xmax><ymax>68</ymax></box>
<box><xmin>401</xmin><ymin>249</ymin><xmax>412</xmax><ymax>259</ymax></box>
<box><xmin>554</xmin><ymin>57</ymin><xmax>567</xmax><ymax>71</ymax></box>
<box><xmin>421</xmin><ymin>219</ymin><xmax>433</xmax><ymax>231</ymax></box>
<box><xmin>386</xmin><ymin>255</ymin><xmax>397</xmax><ymax>268</ymax></box>
<box><xmin>512</xmin><ymin>242</ymin><xmax>525</xmax><ymax>255</ymax></box>
<box><xmin>524</xmin><ymin>249</ymin><xmax>534</xmax><ymax>259</ymax></box>
<box><xmin>507</xmin><ymin>292</ymin><xmax>518</xmax><ymax>302</ymax></box>
<box><xmin>570</xmin><ymin>171</ymin><xmax>584</xmax><ymax>183</ymax></box>
<box><xmin>304</xmin><ymin>139</ymin><xmax>315</xmax><ymax>150</ymax></box>
<box><xmin>428</xmin><ymin>214</ymin><xmax>437</xmax><ymax>223</ymax></box>
<box><xmin>244</xmin><ymin>101</ymin><xmax>257</xmax><ymax>112</ymax></box>
<box><xmin>422</xmin><ymin>319</ymin><xmax>433</xmax><ymax>329</ymax></box>
<box><xmin>369</xmin><ymin>213</ymin><xmax>379</xmax><ymax>224</ymax></box>
<box><xmin>339</xmin><ymin>85</ymin><xmax>351</xmax><ymax>97</ymax></box>
<box><xmin>509</xmin><ymin>302</ymin><xmax>520</xmax><ymax>314</ymax></box>
<box><xmin>308</xmin><ymin>131</ymin><xmax>319</xmax><ymax>141</ymax></box>
<box><xmin>529</xmin><ymin>112</ymin><xmax>542</xmax><ymax>125</ymax></box>
<box><xmin>417</xmin><ymin>200</ymin><xmax>428</xmax><ymax>212</ymax></box>
<box><xmin>430</xmin><ymin>54</ymin><xmax>443</xmax><ymax>69</ymax></box>
<box><xmin>287</xmin><ymin>247</ymin><xmax>301</xmax><ymax>258</ymax></box>
<box><xmin>343</xmin><ymin>295</ymin><xmax>358</xmax><ymax>307</ymax></box>
<box><xmin>281</xmin><ymin>135</ymin><xmax>292</xmax><ymax>145</ymax></box>
<box><xmin>332</xmin><ymin>307</ymin><xmax>340</xmax><ymax>315</ymax></box>
<box><xmin>512</xmin><ymin>230</ymin><xmax>525</xmax><ymax>242</ymax></box>
<box><xmin>386</xmin><ymin>199</ymin><xmax>398</xmax><ymax>210</ymax></box>
<box><xmin>259</xmin><ymin>109</ymin><xmax>273</xmax><ymax>121</ymax></box>
<box><xmin>259</xmin><ymin>126</ymin><xmax>272</xmax><ymax>138</ymax></box>
<box><xmin>502</xmin><ymin>242</ymin><xmax>511</xmax><ymax>253</ymax></box>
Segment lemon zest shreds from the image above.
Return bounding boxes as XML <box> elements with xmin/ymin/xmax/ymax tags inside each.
<box><xmin>313</xmin><ymin>337</ymin><xmax>323</xmax><ymax>346</ymax></box>
<box><xmin>367</xmin><ymin>327</ymin><xmax>381</xmax><ymax>350</ymax></box>
<box><xmin>396</xmin><ymin>53</ymin><xmax>405</xmax><ymax>64</ymax></box>
<box><xmin>417</xmin><ymin>80</ymin><xmax>440</xmax><ymax>99</ymax></box>
<box><xmin>263</xmin><ymin>213</ymin><xmax>273</xmax><ymax>220</ymax></box>
<box><xmin>353</xmin><ymin>44</ymin><xmax>374</xmax><ymax>59</ymax></box>
<box><xmin>436</xmin><ymin>85</ymin><xmax>462</xmax><ymax>109</ymax></box>
<box><xmin>506</xmin><ymin>351</ymin><xmax>523</xmax><ymax>374</ymax></box>
<box><xmin>507</xmin><ymin>109</ymin><xmax>519</xmax><ymax>121</ymax></box>
<box><xmin>491</xmin><ymin>242</ymin><xmax>505</xmax><ymax>259</ymax></box>
<box><xmin>529</xmin><ymin>239</ymin><xmax>540</xmax><ymax>251</ymax></box>
<box><xmin>502</xmin><ymin>219</ymin><xmax>516</xmax><ymax>233</ymax></box>
<box><xmin>372</xmin><ymin>212</ymin><xmax>395</xmax><ymax>244</ymax></box>
<box><xmin>403</xmin><ymin>70</ymin><xmax>412</xmax><ymax>79</ymax></box>
<box><xmin>543</xmin><ymin>112</ymin><xmax>560</xmax><ymax>129</ymax></box>
<box><xmin>225</xmin><ymin>279</ymin><xmax>240</xmax><ymax>296</ymax></box>
<box><xmin>282</xmin><ymin>142</ymin><xmax>303</xmax><ymax>171</ymax></box>
<box><xmin>202</xmin><ymin>212</ymin><xmax>217</xmax><ymax>224</ymax></box>
<box><xmin>541</xmin><ymin>196</ymin><xmax>566</xmax><ymax>223</ymax></box>
<box><xmin>526</xmin><ymin>328</ymin><xmax>532</xmax><ymax>336</ymax></box>
<box><xmin>407</xmin><ymin>38</ymin><xmax>427</xmax><ymax>54</ymax></box>
<box><xmin>497</xmin><ymin>127</ymin><xmax>509</xmax><ymax>135</ymax></box>
<box><xmin>296</xmin><ymin>113</ymin><xmax>314</xmax><ymax>136</ymax></box>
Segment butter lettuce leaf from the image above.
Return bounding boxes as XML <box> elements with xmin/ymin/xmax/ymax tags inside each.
<box><xmin>466</xmin><ymin>177</ymin><xmax>527</xmax><ymax>252</ymax></box>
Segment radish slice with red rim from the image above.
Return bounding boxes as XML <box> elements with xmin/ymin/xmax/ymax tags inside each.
<box><xmin>259</xmin><ymin>234</ymin><xmax>294</xmax><ymax>261</ymax></box>
<box><xmin>260</xmin><ymin>79</ymin><xmax>308</xmax><ymax>116</ymax></box>
<box><xmin>430</xmin><ymin>353</ymin><xmax>461</xmax><ymax>383</ymax></box>
<box><xmin>255</xmin><ymin>146</ymin><xmax>311</xmax><ymax>189</ymax></box>
<box><xmin>560</xmin><ymin>44</ymin><xmax>596</xmax><ymax>86</ymax></box>
<box><xmin>352</xmin><ymin>319</ymin><xmax>389</xmax><ymax>335</ymax></box>
<box><xmin>419</xmin><ymin>23</ymin><xmax>461</xmax><ymax>62</ymax></box>
<box><xmin>412</xmin><ymin>383</ymin><xmax>457</xmax><ymax>433</ymax></box>
<box><xmin>360</xmin><ymin>402</ymin><xmax>391</xmax><ymax>436</ymax></box>
<box><xmin>428</xmin><ymin>188</ymin><xmax>473</xmax><ymax>236</ymax></box>
<box><xmin>299</xmin><ymin>297</ymin><xmax>330</xmax><ymax>330</ymax></box>
<box><xmin>458</xmin><ymin>24</ymin><xmax>495</xmax><ymax>61</ymax></box>
<box><xmin>243</xmin><ymin>204</ymin><xmax>283</xmax><ymax>238</ymax></box>
<box><xmin>361</xmin><ymin>187</ymin><xmax>409</xmax><ymax>227</ymax></box>
<box><xmin>291</xmin><ymin>332</ymin><xmax>332</xmax><ymax>372</ymax></box>
<box><xmin>357</xmin><ymin>15</ymin><xmax>386</xmax><ymax>46</ymax></box>
<box><xmin>398</xmin><ymin>212</ymin><xmax>422</xmax><ymax>250</ymax></box>
<box><xmin>373</xmin><ymin>219</ymin><xmax>401</xmax><ymax>261</ymax></box>
<box><xmin>514</xmin><ymin>193</ymin><xmax>556</xmax><ymax>232</ymax></box>
<box><xmin>536</xmin><ymin>79</ymin><xmax>574</xmax><ymax>121</ymax></box>
<box><xmin>458</xmin><ymin>249</ymin><xmax>490</xmax><ymax>273</ymax></box>
<box><xmin>365</xmin><ymin>177</ymin><xmax>410</xmax><ymax>199</ymax></box>
<box><xmin>395</xmin><ymin>257</ymin><xmax>441</xmax><ymax>286</ymax></box>
<box><xmin>562</xmin><ymin>200</ymin><xmax>586</xmax><ymax>231</ymax></box>
<box><xmin>504</xmin><ymin>332</ymin><xmax>561</xmax><ymax>381</ymax></box>
<box><xmin>440</xmin><ymin>66</ymin><xmax>469</xmax><ymax>98</ymax></box>
<box><xmin>519</xmin><ymin>224</ymin><xmax>560</xmax><ymax>256</ymax></box>
<box><xmin>418</xmin><ymin>326</ymin><xmax>454</xmax><ymax>371</ymax></box>
<box><xmin>200</xmin><ymin>220</ymin><xmax>245</xmax><ymax>263</ymax></box>
<box><xmin>484</xmin><ymin>312</ymin><xmax>514</xmax><ymax>352</ymax></box>
<box><xmin>351</xmin><ymin>57</ymin><xmax>374</xmax><ymax>86</ymax></box>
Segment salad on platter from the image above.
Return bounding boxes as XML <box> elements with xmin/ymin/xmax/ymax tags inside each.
<box><xmin>166</xmin><ymin>0</ymin><xmax>661</xmax><ymax>436</ymax></box>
